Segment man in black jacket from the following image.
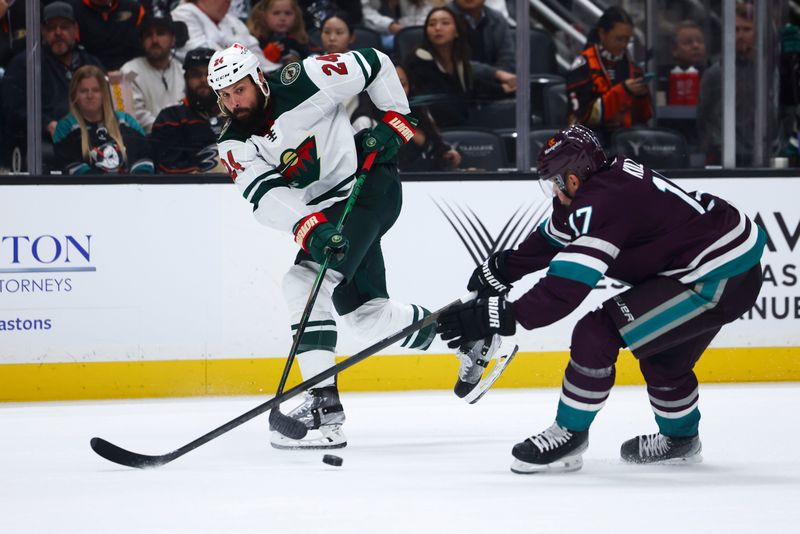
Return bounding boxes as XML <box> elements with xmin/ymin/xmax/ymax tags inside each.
<box><xmin>1</xmin><ymin>2</ymin><xmax>103</xmax><ymax>146</ymax></box>
<box><xmin>150</xmin><ymin>47</ymin><xmax>224</xmax><ymax>174</ymax></box>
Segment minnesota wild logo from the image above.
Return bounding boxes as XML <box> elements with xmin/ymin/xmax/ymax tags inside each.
<box><xmin>278</xmin><ymin>136</ymin><xmax>321</xmax><ymax>188</ymax></box>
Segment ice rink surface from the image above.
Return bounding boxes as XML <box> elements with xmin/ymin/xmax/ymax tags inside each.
<box><xmin>2</xmin><ymin>383</ymin><xmax>798</xmax><ymax>533</ymax></box>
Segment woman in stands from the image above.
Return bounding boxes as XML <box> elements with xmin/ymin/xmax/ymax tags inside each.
<box><xmin>394</xmin><ymin>64</ymin><xmax>461</xmax><ymax>171</ymax></box>
<box><xmin>53</xmin><ymin>65</ymin><xmax>153</xmax><ymax>175</ymax></box>
<box><xmin>404</xmin><ymin>6</ymin><xmax>509</xmax><ymax>128</ymax></box>
<box><xmin>566</xmin><ymin>6</ymin><xmax>652</xmax><ymax>137</ymax></box>
<box><xmin>318</xmin><ymin>11</ymin><xmax>378</xmax><ymax>132</ymax></box>
<box><xmin>247</xmin><ymin>0</ymin><xmax>315</xmax><ymax>66</ymax></box>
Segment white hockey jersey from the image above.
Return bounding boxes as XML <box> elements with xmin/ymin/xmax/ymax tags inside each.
<box><xmin>216</xmin><ymin>48</ymin><xmax>410</xmax><ymax>234</ymax></box>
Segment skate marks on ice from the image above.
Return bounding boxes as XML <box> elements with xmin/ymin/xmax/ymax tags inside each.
<box><xmin>1</xmin><ymin>386</ymin><xmax>799</xmax><ymax>533</ymax></box>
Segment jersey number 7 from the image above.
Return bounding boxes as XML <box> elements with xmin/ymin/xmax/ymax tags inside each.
<box><xmin>316</xmin><ymin>54</ymin><xmax>348</xmax><ymax>76</ymax></box>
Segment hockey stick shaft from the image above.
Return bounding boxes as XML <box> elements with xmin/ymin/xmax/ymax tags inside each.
<box><xmin>90</xmin><ymin>291</ymin><xmax>475</xmax><ymax>469</ymax></box>
<box><xmin>274</xmin><ymin>151</ymin><xmax>377</xmax><ymax>398</ymax></box>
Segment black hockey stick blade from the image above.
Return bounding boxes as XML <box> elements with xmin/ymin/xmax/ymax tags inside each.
<box><xmin>268</xmin><ymin>407</ymin><xmax>307</xmax><ymax>439</ymax></box>
<box><xmin>90</xmin><ymin>437</ymin><xmax>176</xmax><ymax>469</ymax></box>
<box><xmin>89</xmin><ymin>292</ymin><xmax>476</xmax><ymax>469</ymax></box>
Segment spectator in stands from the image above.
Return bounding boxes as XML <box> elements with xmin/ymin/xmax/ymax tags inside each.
<box><xmin>151</xmin><ymin>48</ymin><xmax>225</xmax><ymax>173</ymax></box>
<box><xmin>449</xmin><ymin>0</ymin><xmax>517</xmax><ymax>94</ymax></box>
<box><xmin>53</xmin><ymin>65</ymin><xmax>154</xmax><ymax>174</ymax></box>
<box><xmin>395</xmin><ymin>64</ymin><xmax>460</xmax><ymax>171</ymax></box>
<box><xmin>171</xmin><ymin>0</ymin><xmax>279</xmax><ymax>71</ymax></box>
<box><xmin>697</xmin><ymin>3</ymin><xmax>758</xmax><ymax>166</ymax></box>
<box><xmin>2</xmin><ymin>2</ymin><xmax>104</xmax><ymax>144</ymax></box>
<box><xmin>0</xmin><ymin>0</ymin><xmax>26</xmax><ymax>69</ymax></box>
<box><xmin>362</xmin><ymin>0</ymin><xmax>434</xmax><ymax>50</ymax></box>
<box><xmin>405</xmin><ymin>6</ymin><xmax>507</xmax><ymax>128</ymax></box>
<box><xmin>566</xmin><ymin>6</ymin><xmax>651</xmax><ymax>136</ymax></box>
<box><xmin>318</xmin><ymin>11</ymin><xmax>376</xmax><ymax>130</ymax></box>
<box><xmin>672</xmin><ymin>20</ymin><xmax>707</xmax><ymax>72</ymax></box>
<box><xmin>299</xmin><ymin>0</ymin><xmax>362</xmax><ymax>31</ymax></box>
<box><xmin>69</xmin><ymin>0</ymin><xmax>145</xmax><ymax>71</ymax></box>
<box><xmin>247</xmin><ymin>0</ymin><xmax>313</xmax><ymax>67</ymax></box>
<box><xmin>320</xmin><ymin>11</ymin><xmax>356</xmax><ymax>54</ymax></box>
<box><xmin>121</xmin><ymin>14</ymin><xmax>188</xmax><ymax>133</ymax></box>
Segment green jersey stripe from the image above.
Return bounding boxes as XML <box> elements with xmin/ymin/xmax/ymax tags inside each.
<box><xmin>296</xmin><ymin>330</ymin><xmax>338</xmax><ymax>354</ymax></box>
<box><xmin>291</xmin><ymin>319</ymin><xmax>337</xmax><ymax>330</ymax></box>
<box><xmin>243</xmin><ymin>170</ymin><xmax>283</xmax><ymax>199</ymax></box>
<box><xmin>250</xmin><ymin>178</ymin><xmax>289</xmax><ymax>210</ymax></box>
<box><xmin>352</xmin><ymin>52</ymin><xmax>371</xmax><ymax>90</ymax></box>
<box><xmin>354</xmin><ymin>48</ymin><xmax>381</xmax><ymax>87</ymax></box>
<box><xmin>307</xmin><ymin>174</ymin><xmax>355</xmax><ymax>206</ymax></box>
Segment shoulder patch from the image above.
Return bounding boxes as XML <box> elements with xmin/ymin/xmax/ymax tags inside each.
<box><xmin>570</xmin><ymin>55</ymin><xmax>587</xmax><ymax>70</ymax></box>
<box><xmin>280</xmin><ymin>62</ymin><xmax>302</xmax><ymax>85</ymax></box>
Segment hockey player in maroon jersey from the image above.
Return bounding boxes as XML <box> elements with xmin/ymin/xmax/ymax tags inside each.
<box><xmin>437</xmin><ymin>124</ymin><xmax>765</xmax><ymax>473</ymax></box>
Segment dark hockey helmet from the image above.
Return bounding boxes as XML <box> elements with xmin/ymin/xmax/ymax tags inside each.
<box><xmin>536</xmin><ymin>124</ymin><xmax>607</xmax><ymax>194</ymax></box>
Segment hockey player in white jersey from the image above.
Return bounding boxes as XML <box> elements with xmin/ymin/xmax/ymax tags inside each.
<box><xmin>208</xmin><ymin>43</ymin><xmax>437</xmax><ymax>449</ymax></box>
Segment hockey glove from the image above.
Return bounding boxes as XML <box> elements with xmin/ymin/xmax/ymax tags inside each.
<box><xmin>361</xmin><ymin>111</ymin><xmax>418</xmax><ymax>163</ymax></box>
<box><xmin>436</xmin><ymin>296</ymin><xmax>516</xmax><ymax>349</ymax></box>
<box><xmin>468</xmin><ymin>252</ymin><xmax>513</xmax><ymax>297</ymax></box>
<box><xmin>294</xmin><ymin>212</ymin><xmax>349</xmax><ymax>268</ymax></box>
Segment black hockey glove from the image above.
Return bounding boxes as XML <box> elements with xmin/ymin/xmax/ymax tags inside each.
<box><xmin>294</xmin><ymin>212</ymin><xmax>349</xmax><ymax>268</ymax></box>
<box><xmin>436</xmin><ymin>297</ymin><xmax>516</xmax><ymax>349</ymax></box>
<box><xmin>361</xmin><ymin>111</ymin><xmax>418</xmax><ymax>163</ymax></box>
<box><xmin>468</xmin><ymin>252</ymin><xmax>513</xmax><ymax>297</ymax></box>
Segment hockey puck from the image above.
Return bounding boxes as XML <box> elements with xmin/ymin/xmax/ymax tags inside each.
<box><xmin>322</xmin><ymin>454</ymin><xmax>343</xmax><ymax>467</ymax></box>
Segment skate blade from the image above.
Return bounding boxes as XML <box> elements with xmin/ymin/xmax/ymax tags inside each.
<box><xmin>463</xmin><ymin>343</ymin><xmax>519</xmax><ymax>404</ymax></box>
<box><xmin>623</xmin><ymin>453</ymin><xmax>704</xmax><ymax>466</ymax></box>
<box><xmin>510</xmin><ymin>453</ymin><xmax>584</xmax><ymax>474</ymax></box>
<box><xmin>270</xmin><ymin>426</ymin><xmax>347</xmax><ymax>450</ymax></box>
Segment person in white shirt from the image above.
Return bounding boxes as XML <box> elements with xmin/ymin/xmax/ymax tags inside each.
<box><xmin>171</xmin><ymin>0</ymin><xmax>280</xmax><ymax>72</ymax></box>
<box><xmin>121</xmin><ymin>14</ymin><xmax>188</xmax><ymax>133</ymax></box>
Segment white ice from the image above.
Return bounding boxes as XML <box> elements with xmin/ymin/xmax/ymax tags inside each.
<box><xmin>2</xmin><ymin>384</ymin><xmax>799</xmax><ymax>533</ymax></box>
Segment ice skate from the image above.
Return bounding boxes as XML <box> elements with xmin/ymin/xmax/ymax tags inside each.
<box><xmin>270</xmin><ymin>386</ymin><xmax>347</xmax><ymax>450</ymax></box>
<box><xmin>454</xmin><ymin>334</ymin><xmax>518</xmax><ymax>404</ymax></box>
<box><xmin>620</xmin><ymin>433</ymin><xmax>702</xmax><ymax>464</ymax></box>
<box><xmin>510</xmin><ymin>422</ymin><xmax>589</xmax><ymax>474</ymax></box>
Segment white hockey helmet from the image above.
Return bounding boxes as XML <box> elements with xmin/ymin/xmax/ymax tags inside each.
<box><xmin>207</xmin><ymin>43</ymin><xmax>269</xmax><ymax>114</ymax></box>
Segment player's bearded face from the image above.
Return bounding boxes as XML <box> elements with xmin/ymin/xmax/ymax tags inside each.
<box><xmin>230</xmin><ymin>82</ymin><xmax>265</xmax><ymax>123</ymax></box>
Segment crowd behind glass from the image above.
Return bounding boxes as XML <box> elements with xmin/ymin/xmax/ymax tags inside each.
<box><xmin>0</xmin><ymin>0</ymin><xmax>798</xmax><ymax>175</ymax></box>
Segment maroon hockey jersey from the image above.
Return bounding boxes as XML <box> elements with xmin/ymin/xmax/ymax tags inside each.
<box><xmin>505</xmin><ymin>156</ymin><xmax>766</xmax><ymax>330</ymax></box>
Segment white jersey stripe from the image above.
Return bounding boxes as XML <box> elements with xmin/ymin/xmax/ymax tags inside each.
<box><xmin>560</xmin><ymin>392</ymin><xmax>606</xmax><ymax>412</ymax></box>
<box><xmin>659</xmin><ymin>210</ymin><xmax>747</xmax><ymax>277</ymax></box>
<box><xmin>547</xmin><ymin>217</ymin><xmax>572</xmax><ymax>242</ymax></box>
<box><xmin>651</xmin><ymin>398</ymin><xmax>699</xmax><ymax>419</ymax></box>
<box><xmin>572</xmin><ymin>236</ymin><xmax>621</xmax><ymax>258</ymax></box>
<box><xmin>678</xmin><ymin>222</ymin><xmax>759</xmax><ymax>284</ymax></box>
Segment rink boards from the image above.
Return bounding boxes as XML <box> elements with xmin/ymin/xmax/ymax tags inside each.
<box><xmin>1</xmin><ymin>177</ymin><xmax>798</xmax><ymax>401</ymax></box>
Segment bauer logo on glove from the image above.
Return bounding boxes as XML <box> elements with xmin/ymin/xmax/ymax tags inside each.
<box><xmin>293</xmin><ymin>212</ymin><xmax>350</xmax><ymax>268</ymax></box>
<box><xmin>360</xmin><ymin>111</ymin><xmax>418</xmax><ymax>164</ymax></box>
<box><xmin>436</xmin><ymin>296</ymin><xmax>516</xmax><ymax>349</ymax></box>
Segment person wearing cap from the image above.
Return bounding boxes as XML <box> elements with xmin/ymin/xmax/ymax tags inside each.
<box><xmin>120</xmin><ymin>14</ymin><xmax>188</xmax><ymax>133</ymax></box>
<box><xmin>1</xmin><ymin>1</ymin><xmax>104</xmax><ymax>149</ymax></box>
<box><xmin>68</xmin><ymin>0</ymin><xmax>145</xmax><ymax>71</ymax></box>
<box><xmin>150</xmin><ymin>47</ymin><xmax>225</xmax><ymax>173</ymax></box>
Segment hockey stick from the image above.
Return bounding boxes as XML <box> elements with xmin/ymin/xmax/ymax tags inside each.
<box><xmin>269</xmin><ymin>152</ymin><xmax>377</xmax><ymax>440</ymax></box>
<box><xmin>89</xmin><ymin>291</ymin><xmax>475</xmax><ymax>469</ymax></box>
